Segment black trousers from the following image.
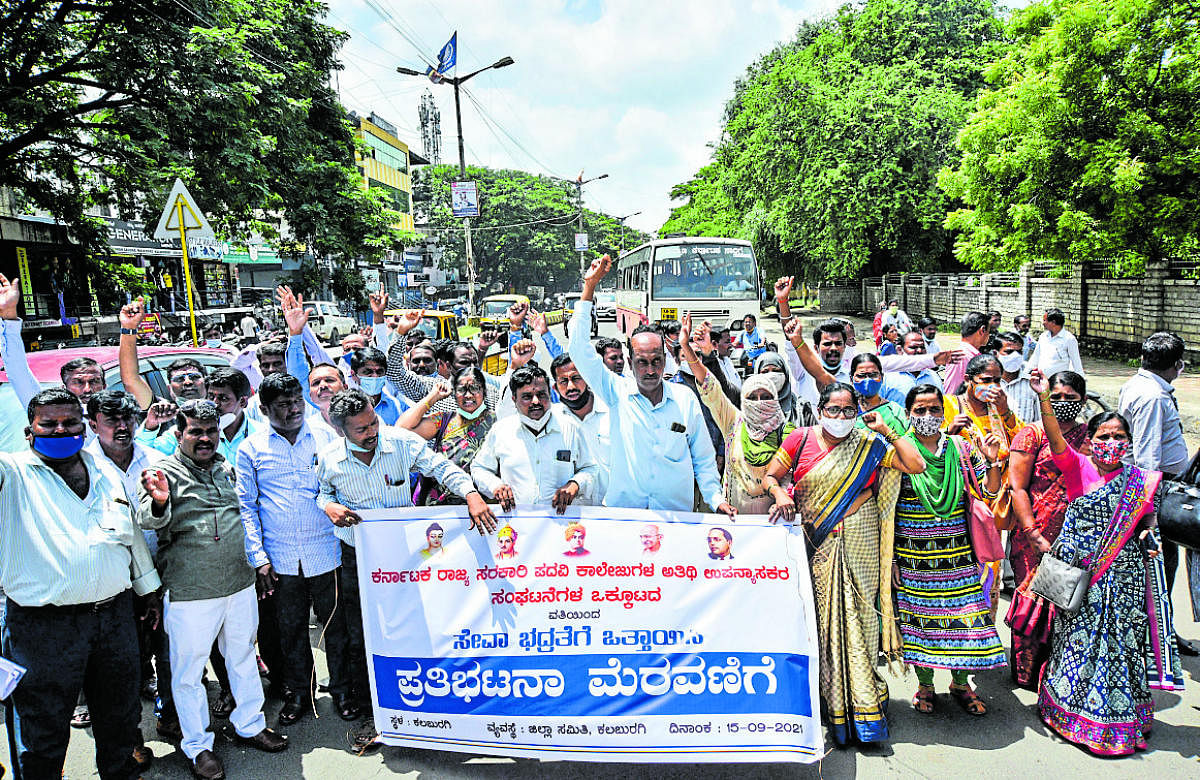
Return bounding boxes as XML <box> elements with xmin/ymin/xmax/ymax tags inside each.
<box><xmin>274</xmin><ymin>565</ymin><xmax>352</xmax><ymax>698</ymax></box>
<box><xmin>338</xmin><ymin>542</ymin><xmax>371</xmax><ymax>702</ymax></box>
<box><xmin>2</xmin><ymin>591</ymin><xmax>141</xmax><ymax>780</ymax></box>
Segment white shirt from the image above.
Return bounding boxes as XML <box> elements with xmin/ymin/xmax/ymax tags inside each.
<box><xmin>560</xmin><ymin>395</ymin><xmax>611</xmax><ymax>504</ymax></box>
<box><xmin>718</xmin><ymin>355</ymin><xmax>742</xmax><ymax>393</ymax></box>
<box><xmin>0</xmin><ymin>449</ymin><xmax>159</xmax><ymax>606</ymax></box>
<box><xmin>1001</xmin><ymin>371</ymin><xmax>1041</xmax><ymax>425</ymax></box>
<box><xmin>1030</xmin><ymin>328</ymin><xmax>1084</xmax><ymax>377</ymax></box>
<box><xmin>569</xmin><ymin>301</ymin><xmax>723</xmax><ymax>512</ymax></box>
<box><xmin>470</xmin><ymin>410</ymin><xmax>598</xmax><ymax>506</ymax></box>
<box><xmin>316</xmin><ymin>425</ymin><xmax>475</xmax><ymax>546</ymax></box>
<box><xmin>240</xmin><ymin>315</ymin><xmax>258</xmax><ymax>338</ymax></box>
<box><xmin>84</xmin><ymin>438</ymin><xmax>165</xmax><ymax>554</ymax></box>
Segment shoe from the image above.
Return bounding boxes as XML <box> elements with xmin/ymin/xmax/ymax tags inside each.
<box><xmin>235</xmin><ymin>727</ymin><xmax>289</xmax><ymax>753</ymax></box>
<box><xmin>70</xmin><ymin>704</ymin><xmax>91</xmax><ymax>729</ymax></box>
<box><xmin>190</xmin><ymin>749</ymin><xmax>225</xmax><ymax>780</ymax></box>
<box><xmin>211</xmin><ymin>690</ymin><xmax>235</xmax><ymax>717</ymax></box>
<box><xmin>345</xmin><ymin>721</ymin><xmax>381</xmax><ymax>756</ymax></box>
<box><xmin>278</xmin><ymin>692</ymin><xmax>309</xmax><ymax>725</ymax></box>
<box><xmin>132</xmin><ymin>744</ymin><xmax>154</xmax><ymax>768</ymax></box>
<box><xmin>1177</xmin><ymin>635</ymin><xmax>1200</xmax><ymax>656</ymax></box>
<box><xmin>334</xmin><ymin>693</ymin><xmax>361</xmax><ymax>721</ymax></box>
<box><xmin>156</xmin><ymin>718</ymin><xmax>184</xmax><ymax>742</ymax></box>
<box><xmin>141</xmin><ymin>676</ymin><xmax>158</xmax><ymax>702</ymax></box>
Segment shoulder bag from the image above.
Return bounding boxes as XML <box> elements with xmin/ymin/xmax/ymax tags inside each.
<box><xmin>1157</xmin><ymin>447</ymin><xmax>1200</xmax><ymax>550</ymax></box>
<box><xmin>956</xmin><ymin>436</ymin><xmax>1005</xmax><ymax>563</ymax></box>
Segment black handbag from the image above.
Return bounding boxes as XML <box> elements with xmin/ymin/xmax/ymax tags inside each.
<box><xmin>1157</xmin><ymin>448</ymin><xmax>1200</xmax><ymax>550</ymax></box>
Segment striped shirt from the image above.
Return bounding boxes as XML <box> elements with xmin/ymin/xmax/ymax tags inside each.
<box><xmin>316</xmin><ymin>425</ymin><xmax>476</xmax><ymax>546</ymax></box>
<box><xmin>0</xmin><ymin>448</ymin><xmax>160</xmax><ymax>606</ymax></box>
<box><xmin>237</xmin><ymin>420</ymin><xmax>342</xmax><ymax>577</ymax></box>
<box><xmin>1002</xmin><ymin>372</ymin><xmax>1041</xmax><ymax>425</ymax></box>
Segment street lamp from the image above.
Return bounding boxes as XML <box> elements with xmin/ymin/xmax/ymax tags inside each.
<box><xmin>397</xmin><ymin>54</ymin><xmax>515</xmax><ymax>317</ymax></box>
<box><xmin>616</xmin><ymin>211</ymin><xmax>641</xmax><ymax>254</ymax></box>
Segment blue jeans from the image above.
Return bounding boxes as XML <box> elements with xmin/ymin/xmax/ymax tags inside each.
<box><xmin>3</xmin><ymin>590</ymin><xmax>141</xmax><ymax>780</ymax></box>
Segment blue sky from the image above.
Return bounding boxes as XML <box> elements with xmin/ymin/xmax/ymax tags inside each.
<box><xmin>327</xmin><ymin>0</ymin><xmax>845</xmax><ymax>235</ymax></box>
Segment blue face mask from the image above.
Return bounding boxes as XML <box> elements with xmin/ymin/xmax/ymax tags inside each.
<box><xmin>204</xmin><ymin>339</ymin><xmax>222</xmax><ymax>349</ymax></box>
<box><xmin>347</xmin><ymin>439</ymin><xmax>374</xmax><ymax>453</ymax></box>
<box><xmin>358</xmin><ymin>376</ymin><xmax>386</xmax><ymax>396</ymax></box>
<box><xmin>853</xmin><ymin>377</ymin><xmax>883</xmax><ymax>398</ymax></box>
<box><xmin>458</xmin><ymin>403</ymin><xmax>486</xmax><ymax>420</ymax></box>
<box><xmin>32</xmin><ymin>433</ymin><xmax>86</xmax><ymax>460</ymax></box>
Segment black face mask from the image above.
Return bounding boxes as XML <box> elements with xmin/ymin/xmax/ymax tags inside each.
<box><xmin>560</xmin><ymin>388</ymin><xmax>592</xmax><ymax>412</ymax></box>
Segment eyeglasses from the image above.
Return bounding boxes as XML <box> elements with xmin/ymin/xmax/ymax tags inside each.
<box><xmin>853</xmin><ymin>372</ymin><xmax>882</xmax><ymax>382</ymax></box>
<box><xmin>822</xmin><ymin>406</ymin><xmax>858</xmax><ymax>419</ymax></box>
<box><xmin>910</xmin><ymin>409</ymin><xmax>942</xmax><ymax>418</ymax></box>
<box><xmin>455</xmin><ymin>384</ymin><xmax>484</xmax><ymax>395</ymax></box>
<box><xmin>170</xmin><ymin>372</ymin><xmax>204</xmax><ymax>383</ymax></box>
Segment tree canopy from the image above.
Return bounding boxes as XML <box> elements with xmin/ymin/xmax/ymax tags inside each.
<box><xmin>938</xmin><ymin>0</ymin><xmax>1200</xmax><ymax>276</ymax></box>
<box><xmin>0</xmin><ymin>0</ymin><xmax>411</xmax><ymax>259</ymax></box>
<box><xmin>413</xmin><ymin>165</ymin><xmax>650</xmax><ymax>294</ymax></box>
<box><xmin>662</xmin><ymin>0</ymin><xmax>1008</xmax><ymax>282</ymax></box>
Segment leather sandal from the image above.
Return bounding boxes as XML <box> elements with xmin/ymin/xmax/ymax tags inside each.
<box><xmin>912</xmin><ymin>683</ymin><xmax>935</xmax><ymax>714</ymax></box>
<box><xmin>949</xmin><ymin>684</ymin><xmax>987</xmax><ymax>716</ymax></box>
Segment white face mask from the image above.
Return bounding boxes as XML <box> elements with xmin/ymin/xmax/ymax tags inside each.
<box><xmin>762</xmin><ymin>371</ymin><xmax>787</xmax><ymax>393</ymax></box>
<box><xmin>819</xmin><ymin>416</ymin><xmax>855</xmax><ymax>438</ymax></box>
<box><xmin>218</xmin><ymin>412</ymin><xmax>238</xmax><ymax>430</ymax></box>
<box><xmin>998</xmin><ymin>352</ymin><xmax>1024</xmax><ymax>373</ymax></box>
<box><xmin>518</xmin><ymin>411</ymin><xmax>551</xmax><ymax>434</ymax></box>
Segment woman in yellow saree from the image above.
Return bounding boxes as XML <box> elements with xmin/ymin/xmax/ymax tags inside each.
<box><xmin>764</xmin><ymin>383</ymin><xmax>926</xmax><ymax>747</ymax></box>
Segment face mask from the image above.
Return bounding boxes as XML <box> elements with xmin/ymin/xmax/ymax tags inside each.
<box><xmin>1051</xmin><ymin>399</ymin><xmax>1084</xmax><ymax>421</ymax></box>
<box><xmin>347</xmin><ymin>438</ymin><xmax>374</xmax><ymax>453</ymax></box>
<box><xmin>1091</xmin><ymin>439</ymin><xmax>1129</xmax><ymax>465</ymax></box>
<box><xmin>998</xmin><ymin>352</ymin><xmax>1024</xmax><ymax>373</ymax></box>
<box><xmin>218</xmin><ymin>412</ymin><xmax>238</xmax><ymax>430</ymax></box>
<box><xmin>819</xmin><ymin>416</ymin><xmax>855</xmax><ymax>438</ymax></box>
<box><xmin>205</xmin><ymin>339</ymin><xmax>222</xmax><ymax>349</ymax></box>
<box><xmin>761</xmin><ymin>371</ymin><xmax>787</xmax><ymax>394</ymax></box>
<box><xmin>518</xmin><ymin>411</ymin><xmax>551</xmax><ymax>434</ymax></box>
<box><xmin>853</xmin><ymin>378</ymin><xmax>882</xmax><ymax>398</ymax></box>
<box><xmin>561</xmin><ymin>388</ymin><xmax>592</xmax><ymax>412</ymax></box>
<box><xmin>972</xmin><ymin>383</ymin><xmax>999</xmax><ymax>403</ymax></box>
<box><xmin>359</xmin><ymin>375</ymin><xmax>386</xmax><ymax>396</ymax></box>
<box><xmin>458</xmin><ymin>403</ymin><xmax>486</xmax><ymax>420</ymax></box>
<box><xmin>910</xmin><ymin>415</ymin><xmax>944</xmax><ymax>437</ymax></box>
<box><xmin>31</xmin><ymin>433</ymin><xmax>85</xmax><ymax>460</ymax></box>
<box><xmin>888</xmin><ymin>306</ymin><xmax>898</xmax><ymax>316</ymax></box>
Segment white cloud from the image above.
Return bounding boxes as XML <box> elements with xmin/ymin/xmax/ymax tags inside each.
<box><xmin>328</xmin><ymin>0</ymin><xmax>843</xmax><ymax>234</ymax></box>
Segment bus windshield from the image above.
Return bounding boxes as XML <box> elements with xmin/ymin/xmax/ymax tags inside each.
<box><xmin>652</xmin><ymin>243</ymin><xmax>757</xmax><ymax>300</ymax></box>
<box><xmin>481</xmin><ymin>300</ymin><xmax>514</xmax><ymax>317</ymax></box>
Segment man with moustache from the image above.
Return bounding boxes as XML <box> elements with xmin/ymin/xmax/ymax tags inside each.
<box><xmin>472</xmin><ymin>365</ymin><xmax>597</xmax><ymax>513</ymax></box>
<box><xmin>570</xmin><ymin>255</ymin><xmax>734</xmax><ymax>518</ymax></box>
<box><xmin>139</xmin><ymin>400</ymin><xmax>287</xmax><ymax>779</ymax></box>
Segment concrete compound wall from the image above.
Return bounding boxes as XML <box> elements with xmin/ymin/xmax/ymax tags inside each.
<box><xmin>819</xmin><ymin>261</ymin><xmax>1200</xmax><ymax>356</ymax></box>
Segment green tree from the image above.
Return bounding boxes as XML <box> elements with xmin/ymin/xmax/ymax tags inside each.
<box><xmin>0</xmin><ymin>0</ymin><xmax>409</xmax><ymax>262</ymax></box>
<box><xmin>939</xmin><ymin>0</ymin><xmax>1200</xmax><ymax>275</ymax></box>
<box><xmin>413</xmin><ymin>165</ymin><xmax>650</xmax><ymax>293</ymax></box>
<box><xmin>665</xmin><ymin>0</ymin><xmax>1007</xmax><ymax>282</ymax></box>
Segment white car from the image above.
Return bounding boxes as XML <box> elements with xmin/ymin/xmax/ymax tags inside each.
<box><xmin>305</xmin><ymin>301</ymin><xmax>357</xmax><ymax>346</ymax></box>
<box><xmin>595</xmin><ymin>291</ymin><xmax>617</xmax><ymax>321</ymax></box>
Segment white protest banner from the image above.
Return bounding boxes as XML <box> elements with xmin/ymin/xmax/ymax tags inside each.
<box><xmin>355</xmin><ymin>506</ymin><xmax>822</xmax><ymax>763</ymax></box>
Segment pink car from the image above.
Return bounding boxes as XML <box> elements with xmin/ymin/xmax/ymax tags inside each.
<box><xmin>0</xmin><ymin>345</ymin><xmax>232</xmax><ymax>397</ymax></box>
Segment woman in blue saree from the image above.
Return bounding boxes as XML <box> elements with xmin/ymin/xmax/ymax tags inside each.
<box><xmin>1033</xmin><ymin>371</ymin><xmax>1182</xmax><ymax>756</ymax></box>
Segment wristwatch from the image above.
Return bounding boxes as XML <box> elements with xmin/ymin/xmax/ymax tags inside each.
<box><xmin>119</xmin><ymin>327</ymin><xmax>138</xmax><ymax>335</ymax></box>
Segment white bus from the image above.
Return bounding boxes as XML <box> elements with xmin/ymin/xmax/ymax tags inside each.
<box><xmin>614</xmin><ymin>237</ymin><xmax>761</xmax><ymax>337</ymax></box>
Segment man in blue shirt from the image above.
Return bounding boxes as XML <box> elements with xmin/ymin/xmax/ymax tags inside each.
<box><xmin>347</xmin><ymin>347</ymin><xmax>409</xmax><ymax>424</ymax></box>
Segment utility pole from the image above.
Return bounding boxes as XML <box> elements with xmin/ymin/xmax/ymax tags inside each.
<box><xmin>398</xmin><ymin>54</ymin><xmax>514</xmax><ymax>318</ymax></box>
<box><xmin>572</xmin><ymin>172</ymin><xmax>608</xmax><ymax>279</ymax></box>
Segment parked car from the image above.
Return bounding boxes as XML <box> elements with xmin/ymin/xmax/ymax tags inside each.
<box><xmin>0</xmin><ymin>344</ymin><xmax>233</xmax><ymax>399</ymax></box>
<box><xmin>562</xmin><ymin>292</ymin><xmax>598</xmax><ymax>338</ymax></box>
<box><xmin>595</xmin><ymin>290</ymin><xmax>617</xmax><ymax>321</ymax></box>
<box><xmin>305</xmin><ymin>301</ymin><xmax>357</xmax><ymax>346</ymax></box>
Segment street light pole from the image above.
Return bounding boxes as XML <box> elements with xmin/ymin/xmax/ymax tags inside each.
<box><xmin>616</xmin><ymin>211</ymin><xmax>642</xmax><ymax>254</ymax></box>
<box><xmin>397</xmin><ymin>55</ymin><xmax>514</xmax><ymax>318</ymax></box>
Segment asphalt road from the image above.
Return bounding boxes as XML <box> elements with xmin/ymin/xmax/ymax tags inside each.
<box><xmin>23</xmin><ymin>317</ymin><xmax>1200</xmax><ymax>778</ymax></box>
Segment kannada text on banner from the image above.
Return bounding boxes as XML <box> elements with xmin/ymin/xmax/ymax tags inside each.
<box><xmin>354</xmin><ymin>506</ymin><xmax>822</xmax><ymax>763</ymax></box>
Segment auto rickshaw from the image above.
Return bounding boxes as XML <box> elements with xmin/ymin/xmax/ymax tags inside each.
<box><xmin>382</xmin><ymin>308</ymin><xmax>460</xmax><ymax>342</ymax></box>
